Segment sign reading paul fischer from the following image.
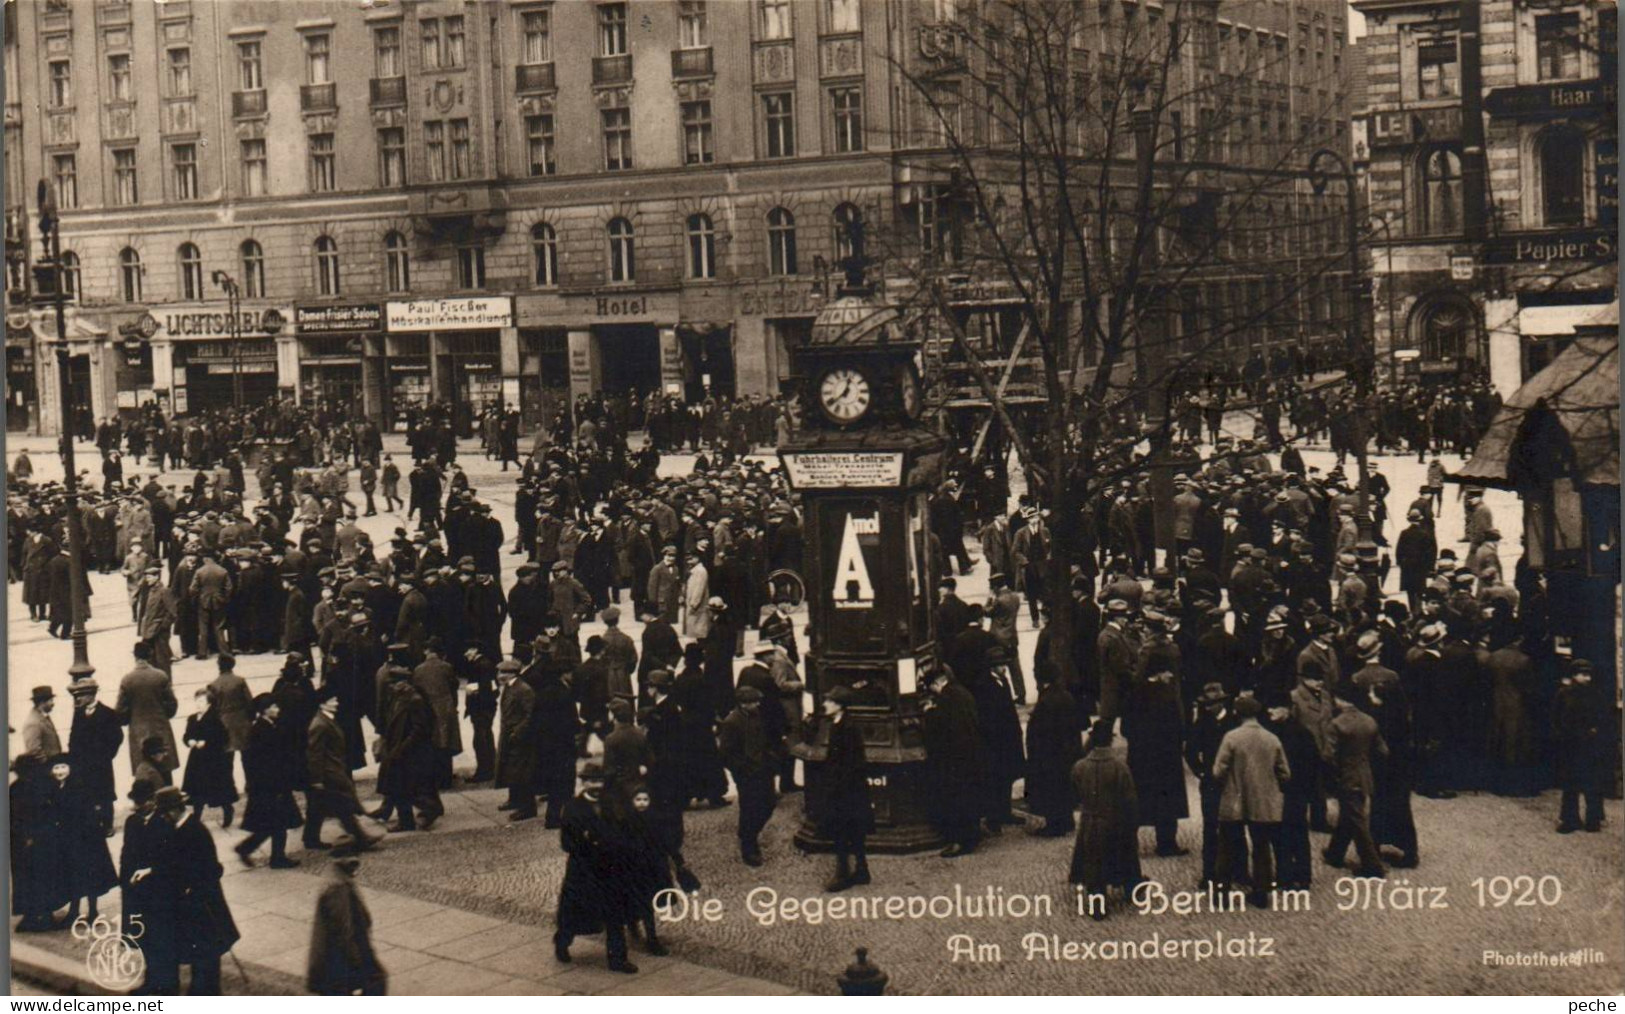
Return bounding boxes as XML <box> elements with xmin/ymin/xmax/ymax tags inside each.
<box><xmin>385</xmin><ymin>297</ymin><xmax>513</xmax><ymax>333</ymax></box>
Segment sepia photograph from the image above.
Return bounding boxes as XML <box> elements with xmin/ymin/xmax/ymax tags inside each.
<box><xmin>1</xmin><ymin>0</ymin><xmax>1620</xmax><ymax>997</ymax></box>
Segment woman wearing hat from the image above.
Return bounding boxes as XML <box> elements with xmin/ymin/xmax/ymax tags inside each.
<box><xmin>10</xmin><ymin>755</ymin><xmax>69</xmax><ymax>932</ymax></box>
<box><xmin>45</xmin><ymin>754</ymin><xmax>119</xmax><ymax>927</ymax></box>
<box><xmin>181</xmin><ymin>687</ymin><xmax>239</xmax><ymax>829</ymax></box>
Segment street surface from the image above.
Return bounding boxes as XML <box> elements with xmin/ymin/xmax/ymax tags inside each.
<box><xmin>5</xmin><ymin>428</ymin><xmax>1618</xmax><ymax>994</ymax></box>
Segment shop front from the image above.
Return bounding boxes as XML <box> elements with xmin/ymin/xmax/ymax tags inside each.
<box><xmin>295</xmin><ymin>303</ymin><xmax>381</xmax><ymax>422</ymax></box>
<box><xmin>154</xmin><ymin>304</ymin><xmax>291</xmax><ymax>416</ymax></box>
<box><xmin>6</xmin><ymin>310</ymin><xmax>37</xmax><ymax>432</ymax></box>
<box><xmin>384</xmin><ymin>296</ymin><xmax>515</xmax><ymax>435</ymax></box>
<box><xmin>518</xmin><ymin>290</ymin><xmax>685</xmax><ymax>403</ymax></box>
<box><xmin>30</xmin><ymin>308</ymin><xmax>112</xmax><ymax>437</ymax></box>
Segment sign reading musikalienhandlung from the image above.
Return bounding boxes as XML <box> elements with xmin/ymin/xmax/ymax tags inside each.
<box><xmin>783</xmin><ymin>451</ymin><xmax>904</xmax><ymax>489</ymax></box>
<box><xmin>385</xmin><ymin>297</ymin><xmax>513</xmax><ymax>333</ymax></box>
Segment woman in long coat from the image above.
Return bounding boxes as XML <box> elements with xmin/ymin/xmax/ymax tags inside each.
<box><xmin>1069</xmin><ymin>724</ymin><xmax>1142</xmax><ymax>918</ymax></box>
<box><xmin>1122</xmin><ymin>667</ymin><xmax>1189</xmax><ymax>853</ymax></box>
<box><xmin>10</xmin><ymin>756</ymin><xmax>69</xmax><ymax>931</ymax></box>
<box><xmin>1025</xmin><ymin>664</ymin><xmax>1083</xmax><ymax>835</ymax></box>
<box><xmin>182</xmin><ymin>688</ymin><xmax>239</xmax><ymax>826</ymax></box>
<box><xmin>233</xmin><ymin>696</ymin><xmax>304</xmax><ymax>868</ymax></box>
<box><xmin>47</xmin><ymin>755</ymin><xmax>119</xmax><ymax>923</ymax></box>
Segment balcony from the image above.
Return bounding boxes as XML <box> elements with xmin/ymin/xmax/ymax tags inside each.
<box><xmin>515</xmin><ymin>62</ymin><xmax>556</xmax><ymax>93</ymax></box>
<box><xmin>592</xmin><ymin>54</ymin><xmax>632</xmax><ymax>86</ymax></box>
<box><xmin>671</xmin><ymin>47</ymin><xmax>713</xmax><ymax>79</ymax></box>
<box><xmin>232</xmin><ymin>89</ymin><xmax>267</xmax><ymax>118</ymax></box>
<box><xmin>370</xmin><ymin>76</ymin><xmax>406</xmax><ymax>107</ymax></box>
<box><xmin>300</xmin><ymin>82</ymin><xmax>337</xmax><ymax>113</ymax></box>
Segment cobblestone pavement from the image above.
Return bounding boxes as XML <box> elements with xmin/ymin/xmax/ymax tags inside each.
<box><xmin>7</xmin><ymin>428</ymin><xmax>1616</xmax><ymax>995</ymax></box>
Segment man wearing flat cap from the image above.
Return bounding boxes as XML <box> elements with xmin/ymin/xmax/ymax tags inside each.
<box><xmin>808</xmin><ymin>686</ymin><xmax>873</xmax><ymax>892</ymax></box>
<box><xmin>717</xmin><ymin>684</ymin><xmax>778</xmax><ymax>866</ymax></box>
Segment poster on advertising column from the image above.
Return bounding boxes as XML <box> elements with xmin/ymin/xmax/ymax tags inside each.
<box><xmin>816</xmin><ymin>498</ymin><xmax>887</xmax><ymax>654</ymax></box>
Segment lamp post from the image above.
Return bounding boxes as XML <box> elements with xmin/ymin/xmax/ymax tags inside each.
<box><xmin>1308</xmin><ymin>147</ymin><xmax>1379</xmax><ymax>583</ymax></box>
<box><xmin>212</xmin><ymin>269</ymin><xmax>242</xmax><ymax>408</ymax></box>
<box><xmin>33</xmin><ymin>179</ymin><xmax>94</xmax><ymax>682</ymax></box>
<box><xmin>1374</xmin><ymin>211</ymin><xmax>1398</xmax><ymax>386</ymax></box>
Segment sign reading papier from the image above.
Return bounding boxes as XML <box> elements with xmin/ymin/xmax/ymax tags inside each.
<box><xmin>783</xmin><ymin>451</ymin><xmax>904</xmax><ymax>489</ymax></box>
<box><xmin>385</xmin><ymin>297</ymin><xmax>513</xmax><ymax>333</ymax></box>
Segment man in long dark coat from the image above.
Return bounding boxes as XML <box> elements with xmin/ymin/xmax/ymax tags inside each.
<box><xmin>69</xmin><ymin>680</ymin><xmax>124</xmax><ymax>834</ymax></box>
<box><xmin>495</xmin><ymin>661</ymin><xmax>539</xmax><ymax>821</ymax></box>
<box><xmin>1070</xmin><ymin>722</ymin><xmax>1141</xmax><ymax>920</ymax></box>
<box><xmin>377</xmin><ymin>670</ymin><xmax>443</xmax><ymax>831</ymax></box>
<box><xmin>716</xmin><ymin>685</ymin><xmax>778</xmax><ymax>866</ymax></box>
<box><xmin>1025</xmin><ymin>663</ymin><xmax>1082</xmax><ymax>836</ymax></box>
<box><xmin>809</xmin><ymin>687</ymin><xmax>873</xmax><ymax>892</ymax></box>
<box><xmin>307</xmin><ymin>856</ymin><xmax>386</xmax><ymax>995</ymax></box>
<box><xmin>138</xmin><ymin>787</ymin><xmax>240</xmax><ymax>994</ymax></box>
<box><xmin>553</xmin><ymin>763</ymin><xmax>638</xmax><ymax>974</ymax></box>
<box><xmin>921</xmin><ymin>668</ymin><xmax>985</xmax><ymax>856</ymax></box>
<box><xmin>1124</xmin><ymin>663</ymin><xmax>1189</xmax><ymax>856</ymax></box>
<box><xmin>534</xmin><ymin>664</ymin><xmax>581</xmax><ymax>828</ymax></box>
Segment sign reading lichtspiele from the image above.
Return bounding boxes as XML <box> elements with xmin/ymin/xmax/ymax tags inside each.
<box><xmin>782</xmin><ymin>451</ymin><xmax>905</xmax><ymax>489</ymax></box>
<box><xmin>385</xmin><ymin>297</ymin><xmax>513</xmax><ymax>333</ymax></box>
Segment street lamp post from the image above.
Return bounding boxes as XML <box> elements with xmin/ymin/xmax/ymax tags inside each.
<box><xmin>1374</xmin><ymin>211</ymin><xmax>1398</xmax><ymax>386</ymax></box>
<box><xmin>1308</xmin><ymin>147</ymin><xmax>1380</xmax><ymax>583</ymax></box>
<box><xmin>212</xmin><ymin>270</ymin><xmax>242</xmax><ymax>408</ymax></box>
<box><xmin>33</xmin><ymin>179</ymin><xmax>94</xmax><ymax>683</ymax></box>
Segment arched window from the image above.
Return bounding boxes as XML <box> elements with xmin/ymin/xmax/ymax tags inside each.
<box><xmin>240</xmin><ymin>240</ymin><xmax>265</xmax><ymax>298</ymax></box>
<box><xmin>178</xmin><ymin>242</ymin><xmax>203</xmax><ymax>300</ymax></box>
<box><xmin>1538</xmin><ymin>126</ymin><xmax>1586</xmax><ymax>227</ymax></box>
<box><xmin>532</xmin><ymin>222</ymin><xmax>558</xmax><ymax>286</ymax></box>
<box><xmin>1417</xmin><ymin>146</ymin><xmax>1462</xmax><ymax>235</ymax></box>
<box><xmin>119</xmin><ymin>248</ymin><xmax>142</xmax><ymax>302</ymax></box>
<box><xmin>315</xmin><ymin>235</ymin><xmax>341</xmax><ymax>296</ymax></box>
<box><xmin>59</xmin><ymin>251</ymin><xmax>79</xmax><ymax>300</ymax></box>
<box><xmin>1413</xmin><ymin>296</ymin><xmax>1475</xmax><ymax>362</ymax></box>
<box><xmin>767</xmin><ymin>207</ymin><xmax>797</xmax><ymax>276</ymax></box>
<box><xmin>607</xmin><ymin>217</ymin><xmax>634</xmax><ymax>282</ymax></box>
<box><xmin>687</xmin><ymin>213</ymin><xmax>715</xmax><ymax>279</ymax></box>
<box><xmin>832</xmin><ymin>202</ymin><xmax>862</xmax><ymax>262</ymax></box>
<box><xmin>384</xmin><ymin>231</ymin><xmax>410</xmax><ymax>293</ymax></box>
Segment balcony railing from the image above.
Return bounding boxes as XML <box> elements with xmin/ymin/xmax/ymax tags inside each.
<box><xmin>370</xmin><ymin>76</ymin><xmax>406</xmax><ymax>106</ymax></box>
<box><xmin>232</xmin><ymin>89</ymin><xmax>267</xmax><ymax>118</ymax></box>
<box><xmin>300</xmin><ymin>82</ymin><xmax>337</xmax><ymax>112</ymax></box>
<box><xmin>592</xmin><ymin>54</ymin><xmax>632</xmax><ymax>85</ymax></box>
<box><xmin>515</xmin><ymin>62</ymin><xmax>556</xmax><ymax>93</ymax></box>
<box><xmin>671</xmin><ymin>47</ymin><xmax>713</xmax><ymax>78</ymax></box>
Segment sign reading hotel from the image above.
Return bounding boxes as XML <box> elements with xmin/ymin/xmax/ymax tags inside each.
<box><xmin>296</xmin><ymin>304</ymin><xmax>383</xmax><ymax>334</ymax></box>
<box><xmin>782</xmin><ymin>451</ymin><xmax>905</xmax><ymax>489</ymax></box>
<box><xmin>386</xmin><ymin>297</ymin><xmax>512</xmax><ymax>333</ymax></box>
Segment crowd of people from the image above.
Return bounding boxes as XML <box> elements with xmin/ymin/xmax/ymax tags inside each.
<box><xmin>6</xmin><ymin>378</ymin><xmax>1614</xmax><ymax>991</ymax></box>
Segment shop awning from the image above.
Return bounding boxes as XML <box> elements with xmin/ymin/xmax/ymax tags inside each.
<box><xmin>1519</xmin><ymin>303</ymin><xmax>1601</xmax><ymax>336</ymax></box>
<box><xmin>1453</xmin><ymin>333</ymin><xmax>1620</xmax><ymax>490</ymax></box>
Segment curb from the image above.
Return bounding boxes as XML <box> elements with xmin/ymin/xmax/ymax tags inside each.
<box><xmin>10</xmin><ymin>941</ymin><xmax>120</xmax><ymax>996</ymax></box>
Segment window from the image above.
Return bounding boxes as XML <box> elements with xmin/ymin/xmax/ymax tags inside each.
<box><xmin>682</xmin><ymin>100</ymin><xmax>714</xmax><ymax>165</ymax></box>
<box><xmin>1416</xmin><ymin>297</ymin><xmax>1472</xmax><ymax>361</ymax></box>
<box><xmin>308</xmin><ymin>134</ymin><xmax>336</xmax><ymax>192</ymax></box>
<box><xmin>421</xmin><ymin>19</ymin><xmax>441</xmax><ymax>70</ymax></box>
<box><xmin>763</xmin><ymin>92</ymin><xmax>795</xmax><ymax>157</ymax></box>
<box><xmin>314</xmin><ymin>236</ymin><xmax>341</xmax><ymax>296</ymax></box>
<box><xmin>240</xmin><ymin>240</ymin><xmax>265</xmax><ymax>298</ymax></box>
<box><xmin>833</xmin><ymin>203</ymin><xmax>862</xmax><ymax>262</ymax></box>
<box><xmin>599</xmin><ymin>3</ymin><xmax>627</xmax><ymax>56</ymax></box>
<box><xmin>238</xmin><ymin>40</ymin><xmax>263</xmax><ymax>90</ymax></box>
<box><xmin>526</xmin><ymin>115</ymin><xmax>556</xmax><ymax>176</ymax></box>
<box><xmin>171</xmin><ymin>144</ymin><xmax>198</xmax><ymax>201</ymax></box>
<box><xmin>679</xmin><ymin>1</ymin><xmax>708</xmax><ymax>47</ymax></box>
<box><xmin>687</xmin><ymin>214</ymin><xmax>716</xmax><ymax>279</ymax></box>
<box><xmin>241</xmin><ymin>139</ymin><xmax>267</xmax><ymax>196</ymax></box>
<box><xmin>1536</xmin><ymin>13</ymin><xmax>1581</xmax><ymax>81</ymax></box>
<box><xmin>375</xmin><ymin>26</ymin><xmax>401</xmax><ymax>77</ymax></box>
<box><xmin>1170</xmin><ymin>109</ymin><xmax>1184</xmax><ymax>160</ymax></box>
<box><xmin>48</xmin><ymin>60</ymin><xmax>70</xmax><ymax>108</ymax></box>
<box><xmin>425</xmin><ymin>121</ymin><xmax>446</xmax><ymax>180</ymax></box>
<box><xmin>607</xmin><ymin>217</ymin><xmax>635</xmax><ymax>282</ymax></box>
<box><xmin>112</xmin><ymin>149</ymin><xmax>138</xmax><ymax>205</ymax></box>
<box><xmin>51</xmin><ymin>154</ymin><xmax>77</xmax><ymax>210</ymax></box>
<box><xmin>384</xmin><ymin>232</ymin><xmax>410</xmax><ymax>293</ymax></box>
<box><xmin>60</xmin><ymin>251</ymin><xmax>79</xmax><ymax>300</ymax></box>
<box><xmin>167</xmin><ymin>47</ymin><xmax>191</xmax><ymax>96</ymax></box>
<box><xmin>178</xmin><ymin>243</ymin><xmax>203</xmax><ymax>300</ymax></box>
<box><xmin>522</xmin><ymin>10</ymin><xmax>552</xmax><ymax>63</ymax></box>
<box><xmin>933</xmin><ymin>80</ymin><xmax>962</xmax><ymax>143</ymax></box>
<box><xmin>306</xmin><ymin>33</ymin><xmax>331</xmax><ymax>85</ymax></box>
<box><xmin>119</xmin><ymin>248</ymin><xmax>142</xmax><ymax>302</ymax></box>
<box><xmin>831</xmin><ymin>87</ymin><xmax>863</xmax><ymax>152</ymax></box>
<box><xmin>378</xmin><ymin>128</ymin><xmax>406</xmax><ymax>186</ymax></box>
<box><xmin>532</xmin><ymin>223</ymin><xmax>558</xmax><ymax>286</ymax></box>
<box><xmin>444</xmin><ymin>16</ymin><xmax>466</xmax><ymax>67</ymax></box>
<box><xmin>828</xmin><ymin>0</ymin><xmax>859</xmax><ymax>33</ymax></box>
<box><xmin>1540</xmin><ymin>126</ymin><xmax>1587</xmax><ymax>226</ymax></box>
<box><xmin>768</xmin><ymin>207</ymin><xmax>797</xmax><ymax>275</ymax></box>
<box><xmin>450</xmin><ymin>119</ymin><xmax>470</xmax><ymax>179</ymax></box>
<box><xmin>1418</xmin><ymin>39</ymin><xmax>1458</xmax><ymax>99</ymax></box>
<box><xmin>107</xmin><ymin>54</ymin><xmax>131</xmax><ymax>102</ymax></box>
<box><xmin>603</xmin><ymin>108</ymin><xmax>632</xmax><ymax>170</ymax></box>
<box><xmin>760</xmin><ymin>0</ymin><xmax>791</xmax><ymax>40</ymax></box>
<box><xmin>457</xmin><ymin>244</ymin><xmax>485</xmax><ymax>289</ymax></box>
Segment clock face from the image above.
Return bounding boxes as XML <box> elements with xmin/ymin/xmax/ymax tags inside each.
<box><xmin>898</xmin><ymin>365</ymin><xmax>922</xmax><ymax>419</ymax></box>
<box><xmin>818</xmin><ymin>367</ymin><xmax>872</xmax><ymax>424</ymax></box>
